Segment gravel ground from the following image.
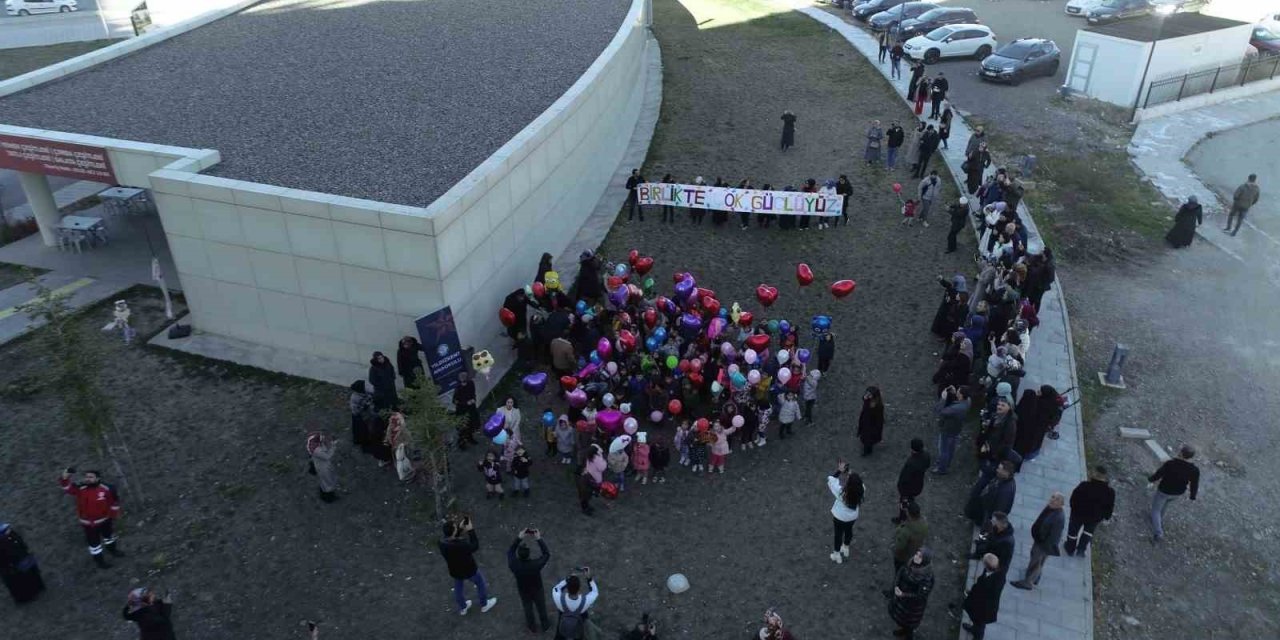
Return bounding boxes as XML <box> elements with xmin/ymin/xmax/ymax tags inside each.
<box><xmin>0</xmin><ymin>1</ymin><xmax>999</xmax><ymax>638</ymax></box>
<box><xmin>0</xmin><ymin>0</ymin><xmax>631</xmax><ymax>206</ymax></box>
<box><xmin>1066</xmin><ymin>244</ymin><xmax>1280</xmax><ymax>639</ymax></box>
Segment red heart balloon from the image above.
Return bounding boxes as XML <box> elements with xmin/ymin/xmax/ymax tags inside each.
<box><xmin>755</xmin><ymin>284</ymin><xmax>779</xmax><ymax>308</ymax></box>
<box><xmin>696</xmin><ymin>287</ymin><xmax>716</xmax><ymax>301</ymax></box>
<box><xmin>700</xmin><ymin>296</ymin><xmax>721</xmax><ymax>317</ymax></box>
<box><xmin>796</xmin><ymin>263</ymin><xmax>814</xmax><ymax>287</ymax></box>
<box><xmin>745</xmin><ymin>334</ymin><xmax>770</xmax><ymax>352</ymax></box>
<box><xmin>738</xmin><ymin>311</ymin><xmax>754</xmax><ymax>328</ymax></box>
<box><xmin>532</xmin><ymin>281</ymin><xmax>546</xmax><ymax>298</ymax></box>
<box><xmin>628</xmin><ymin>249</ymin><xmax>640</xmax><ymax>266</ymax></box>
<box><xmin>830</xmin><ymin>279</ymin><xmax>857</xmax><ymax>299</ymax></box>
<box><xmin>633</xmin><ymin>256</ymin><xmax>654</xmax><ymax>275</ymax></box>
<box><xmin>606</xmin><ymin>275</ymin><xmax>624</xmax><ymax>290</ymax></box>
<box><xmin>499</xmin><ymin>307</ymin><xmax>516</xmax><ymax>327</ymax></box>
<box><xmin>643</xmin><ymin>308</ymin><xmax>658</xmax><ymax>329</ymax></box>
<box><xmin>559</xmin><ymin>375</ymin><xmax>578</xmax><ymax>391</ymax></box>
<box><xmin>617</xmin><ymin>330</ymin><xmax>637</xmax><ymax>353</ymax></box>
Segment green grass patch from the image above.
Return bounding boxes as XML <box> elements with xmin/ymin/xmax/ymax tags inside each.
<box><xmin>0</xmin><ymin>39</ymin><xmax>124</xmax><ymax>81</ymax></box>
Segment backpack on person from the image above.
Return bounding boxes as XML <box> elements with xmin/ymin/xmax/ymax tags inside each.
<box><xmin>557</xmin><ymin>590</ymin><xmax>589</xmax><ymax>639</ymax></box>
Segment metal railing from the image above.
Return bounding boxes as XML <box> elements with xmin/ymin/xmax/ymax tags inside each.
<box><xmin>1143</xmin><ymin>56</ymin><xmax>1280</xmax><ymax>109</ymax></box>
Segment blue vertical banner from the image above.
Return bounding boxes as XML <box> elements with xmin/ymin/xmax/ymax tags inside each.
<box><xmin>415</xmin><ymin>306</ymin><xmax>464</xmax><ymax>394</ymax></box>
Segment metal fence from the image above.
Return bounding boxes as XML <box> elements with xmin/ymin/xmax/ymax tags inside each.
<box><xmin>1143</xmin><ymin>56</ymin><xmax>1280</xmax><ymax>109</ymax></box>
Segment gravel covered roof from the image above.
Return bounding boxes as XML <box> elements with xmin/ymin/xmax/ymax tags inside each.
<box><xmin>0</xmin><ymin>0</ymin><xmax>631</xmax><ymax>206</ymax></box>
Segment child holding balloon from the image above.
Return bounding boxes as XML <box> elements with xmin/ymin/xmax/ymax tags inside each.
<box><xmin>477</xmin><ymin>451</ymin><xmax>504</xmax><ymax>500</ymax></box>
<box><xmin>754</xmin><ymin>399</ymin><xmax>773</xmax><ymax>447</ymax></box>
<box><xmin>689</xmin><ymin>421</ymin><xmax>711</xmax><ymax>473</ymax></box>
<box><xmin>675</xmin><ymin>420</ymin><xmax>693</xmax><ymax>467</ymax></box>
<box><xmin>633</xmin><ymin>432</ymin><xmax>652</xmax><ymax>485</ymax></box>
<box><xmin>709</xmin><ymin>419</ymin><xmax>739</xmax><ymax>474</ymax></box>
<box><xmin>778</xmin><ymin>392</ymin><xmax>800</xmax><ymax>439</ymax></box>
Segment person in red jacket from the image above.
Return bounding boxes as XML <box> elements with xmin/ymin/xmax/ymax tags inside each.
<box><xmin>59</xmin><ymin>467</ymin><xmax>123</xmax><ymax>568</ymax></box>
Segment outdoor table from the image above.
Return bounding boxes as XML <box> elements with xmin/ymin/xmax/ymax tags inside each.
<box><xmin>57</xmin><ymin>215</ymin><xmax>108</xmax><ymax>252</ymax></box>
<box><xmin>98</xmin><ymin>186</ymin><xmax>150</xmax><ymax>215</ymax></box>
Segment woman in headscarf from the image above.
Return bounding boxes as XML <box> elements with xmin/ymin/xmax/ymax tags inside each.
<box><xmin>816</xmin><ymin>333</ymin><xmax>835</xmax><ymax>373</ymax></box>
<box><xmin>931</xmin><ymin>275</ymin><xmax>967</xmax><ymax>338</ymax></box>
<box><xmin>1165</xmin><ymin>195</ymin><xmax>1202</xmax><ymax>248</ymax></box>
<box><xmin>864</xmin><ymin>119</ymin><xmax>884</xmax><ymax>166</ymax></box>
<box><xmin>857</xmin><ymin>386</ymin><xmax>885</xmax><ymax>456</ymax></box>
<box><xmin>396</xmin><ymin>336</ymin><xmax>424</xmax><ymax>389</ymax></box>
<box><xmin>0</xmin><ymin>522</ymin><xmax>44</xmax><ymax>604</ymax></box>
<box><xmin>1014</xmin><ymin>385</ymin><xmax>1060</xmax><ymax>461</ymax></box>
<box><xmin>367</xmin><ymin>351</ymin><xmax>398</xmax><ymax>411</ymax></box>
<box><xmin>905</xmin><ymin>121</ymin><xmax>925</xmax><ymax>176</ymax></box>
<box><xmin>123</xmin><ymin>587</ymin><xmax>176</xmax><ymax>640</ymax></box>
<box><xmin>498</xmin><ymin>397</ymin><xmax>523</xmax><ymax>471</ymax></box>
<box><xmin>888</xmin><ymin>547</ymin><xmax>935</xmax><ymax>639</ymax></box>
<box><xmin>534</xmin><ymin>252</ymin><xmax>554</xmax><ymax>283</ymax></box>
<box><xmin>306</xmin><ymin>432</ymin><xmax>338</xmax><ymax>502</ymax></box>
<box><xmin>385</xmin><ymin>412</ymin><xmax>416</xmax><ymax>482</ymax></box>
<box><xmin>574</xmin><ymin>251</ymin><xmax>603</xmax><ymax>302</ymax></box>
<box><xmin>348</xmin><ymin>380</ymin><xmax>376</xmax><ymax>449</ymax></box>
<box><xmin>780</xmin><ymin>110</ymin><xmax>797</xmax><ymax>151</ymax></box>
<box><xmin>932</xmin><ymin>332</ymin><xmax>972</xmax><ymax>391</ymax></box>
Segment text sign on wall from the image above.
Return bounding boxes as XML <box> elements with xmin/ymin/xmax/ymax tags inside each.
<box><xmin>0</xmin><ymin>134</ymin><xmax>117</xmax><ymax>184</ymax></box>
<box><xmin>636</xmin><ymin>182</ymin><xmax>843</xmax><ymax>217</ymax></box>
<box><xmin>415</xmin><ymin>305</ymin><xmax>465</xmax><ymax>394</ymax></box>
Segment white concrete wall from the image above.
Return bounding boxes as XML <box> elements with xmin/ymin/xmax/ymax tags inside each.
<box><xmin>0</xmin><ymin>0</ymin><xmax>652</xmax><ymax>374</ymax></box>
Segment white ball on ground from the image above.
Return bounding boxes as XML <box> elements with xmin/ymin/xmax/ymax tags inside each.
<box><xmin>666</xmin><ymin>573</ymin><xmax>689</xmax><ymax>594</ymax></box>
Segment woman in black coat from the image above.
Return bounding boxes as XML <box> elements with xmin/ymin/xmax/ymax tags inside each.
<box><xmin>396</xmin><ymin>336</ymin><xmax>424</xmax><ymax>389</ymax></box>
<box><xmin>964</xmin><ymin>142</ymin><xmax>992</xmax><ymax>195</ymax></box>
<box><xmin>1013</xmin><ymin>388</ymin><xmax>1045</xmax><ymax>461</ymax></box>
<box><xmin>0</xmin><ymin>523</ymin><xmax>44</xmax><ymax>604</ymax></box>
<box><xmin>888</xmin><ymin>547</ymin><xmax>934</xmax><ymax>638</ymax></box>
<box><xmin>816</xmin><ymin>333</ymin><xmax>835</xmax><ymax>373</ymax></box>
<box><xmin>573</xmin><ymin>251</ymin><xmax>604</xmax><ymax>302</ymax></box>
<box><xmin>534</xmin><ymin>252</ymin><xmax>553</xmax><ymax>283</ymax></box>
<box><xmin>123</xmin><ymin>588</ymin><xmax>177</xmax><ymax>640</ymax></box>
<box><xmin>856</xmin><ymin>386</ymin><xmax>885</xmax><ymax>456</ymax></box>
<box><xmin>1165</xmin><ymin>195</ymin><xmax>1202</xmax><ymax>248</ymax></box>
<box><xmin>368</xmin><ymin>351</ymin><xmax>398</xmax><ymax>411</ymax></box>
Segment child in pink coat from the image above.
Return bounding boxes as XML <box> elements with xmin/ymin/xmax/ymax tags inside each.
<box><xmin>709</xmin><ymin>421</ymin><xmax>739</xmax><ymax>474</ymax></box>
<box><xmin>633</xmin><ymin>433</ymin><xmax>652</xmax><ymax>485</ymax></box>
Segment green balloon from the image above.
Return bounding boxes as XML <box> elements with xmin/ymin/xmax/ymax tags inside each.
<box><xmin>641</xmin><ymin>356</ymin><xmax>654</xmax><ymax>372</ymax></box>
<box><xmin>665</xmin><ymin>355</ymin><xmax>678</xmax><ymax>370</ymax></box>
<box><xmin>767</xmin><ymin>319</ymin><xmax>780</xmax><ymax>334</ymax></box>
<box><xmin>643</xmin><ymin>277</ymin><xmax>655</xmax><ymax>293</ymax></box>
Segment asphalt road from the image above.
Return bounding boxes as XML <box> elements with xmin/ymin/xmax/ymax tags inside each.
<box><xmin>1186</xmin><ymin>118</ymin><xmax>1278</xmax><ymax>242</ymax></box>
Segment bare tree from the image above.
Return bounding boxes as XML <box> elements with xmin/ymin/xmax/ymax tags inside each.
<box><xmin>401</xmin><ymin>379</ymin><xmax>463</xmax><ymax>522</ymax></box>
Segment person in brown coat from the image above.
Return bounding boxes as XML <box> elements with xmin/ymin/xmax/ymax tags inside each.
<box><xmin>1224</xmin><ymin>173</ymin><xmax>1260</xmax><ymax>236</ymax></box>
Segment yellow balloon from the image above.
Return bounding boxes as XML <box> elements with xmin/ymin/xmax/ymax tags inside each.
<box><xmin>544</xmin><ymin>271</ymin><xmax>561</xmax><ymax>291</ymax></box>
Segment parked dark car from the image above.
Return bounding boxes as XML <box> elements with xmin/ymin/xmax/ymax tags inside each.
<box><xmin>897</xmin><ymin>7</ymin><xmax>979</xmax><ymax>40</ymax></box>
<box><xmin>869</xmin><ymin>2</ymin><xmax>937</xmax><ymax>32</ymax></box>
<box><xmin>854</xmin><ymin>0</ymin><xmax>909</xmax><ymax>21</ymax></box>
<box><xmin>1252</xmin><ymin>26</ymin><xmax>1280</xmax><ymax>56</ymax></box>
<box><xmin>1085</xmin><ymin>0</ymin><xmax>1152</xmax><ymax>24</ymax></box>
<box><xmin>979</xmin><ymin>38</ymin><xmax>1061</xmax><ymax>85</ymax></box>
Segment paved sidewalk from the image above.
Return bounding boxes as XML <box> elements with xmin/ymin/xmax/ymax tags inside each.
<box><xmin>795</xmin><ymin>6</ymin><xmax>1092</xmax><ymax>640</ymax></box>
<box><xmin>1130</xmin><ymin>90</ymin><xmax>1280</xmax><ymax>268</ymax></box>
<box><xmin>0</xmin><ymin>271</ymin><xmax>128</xmax><ymax>344</ymax></box>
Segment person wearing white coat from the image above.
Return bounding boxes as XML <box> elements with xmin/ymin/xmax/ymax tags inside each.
<box><xmin>827</xmin><ymin>462</ymin><xmax>865</xmax><ymax>564</ymax></box>
<box><xmin>499</xmin><ymin>397</ymin><xmax>523</xmax><ymax>471</ymax></box>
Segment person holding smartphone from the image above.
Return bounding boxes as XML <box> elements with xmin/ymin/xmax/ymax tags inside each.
<box><xmin>439</xmin><ymin>516</ymin><xmax>497</xmax><ymax>616</ymax></box>
<box><xmin>507</xmin><ymin>527</ymin><xmax>551</xmax><ymax>633</ymax></box>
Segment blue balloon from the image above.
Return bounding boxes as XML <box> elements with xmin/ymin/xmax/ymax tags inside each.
<box><xmin>718</xmin><ymin>307</ymin><xmax>729</xmax><ymax>319</ymax></box>
<box><xmin>779</xmin><ymin>320</ymin><xmax>792</xmax><ymax>334</ymax></box>
<box><xmin>575</xmin><ymin>300</ymin><xmax>588</xmax><ymax>315</ymax></box>
<box><xmin>811</xmin><ymin>314</ymin><xmax>832</xmax><ymax>335</ymax></box>
<box><xmin>542</xmin><ymin>410</ymin><xmax>556</xmax><ymax>427</ymax></box>
<box><xmin>645</xmin><ymin>336</ymin><xmax>660</xmax><ymax>352</ymax></box>
<box><xmin>614</xmin><ymin>263</ymin><xmax>630</xmax><ymax>278</ymax></box>
<box><xmin>654</xmin><ymin>327</ymin><xmax>668</xmax><ymax>343</ymax></box>
<box><xmin>590</xmin><ymin>350</ymin><xmax>601</xmax><ymax>364</ymax></box>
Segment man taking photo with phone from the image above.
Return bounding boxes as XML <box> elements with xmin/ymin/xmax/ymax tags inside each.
<box><xmin>508</xmin><ymin>527</ymin><xmax>552</xmax><ymax>633</ymax></box>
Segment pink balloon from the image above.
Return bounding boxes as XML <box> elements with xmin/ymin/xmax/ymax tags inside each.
<box><xmin>731</xmin><ymin>415</ymin><xmax>745</xmax><ymax>429</ymax></box>
<box><xmin>623</xmin><ymin>417</ymin><xmax>638</xmax><ymax>435</ymax></box>
<box><xmin>744</xmin><ymin>349</ymin><xmax>758</xmax><ymax>365</ymax></box>
<box><xmin>747</xmin><ymin>370</ymin><xmax>761</xmax><ymax>385</ymax></box>
<box><xmin>777</xmin><ymin>368</ymin><xmax>792</xmax><ymax>384</ymax></box>
<box><xmin>720</xmin><ymin>341</ymin><xmax>736</xmax><ymax>358</ymax></box>
<box><xmin>567</xmin><ymin>389</ymin><xmax>588</xmax><ymax>408</ymax></box>
<box><xmin>650</xmin><ymin>410</ymin><xmax>664</xmax><ymax>423</ymax></box>
<box><xmin>597</xmin><ymin>337</ymin><xmax>613</xmax><ymax>360</ymax></box>
<box><xmin>597</xmin><ymin>409</ymin><xmax>624</xmax><ymax>434</ymax></box>
<box><xmin>728</xmin><ymin>363</ymin><xmax>740</xmax><ymax>375</ymax></box>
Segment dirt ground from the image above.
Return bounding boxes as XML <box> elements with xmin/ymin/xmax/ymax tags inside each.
<box><xmin>0</xmin><ymin>0</ymin><xmax>996</xmax><ymax>638</ymax></box>
<box><xmin>0</xmin><ymin>39</ymin><xmax>121</xmax><ymax>81</ymax></box>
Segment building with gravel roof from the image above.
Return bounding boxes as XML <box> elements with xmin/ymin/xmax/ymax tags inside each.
<box><xmin>0</xmin><ymin>0</ymin><xmax>657</xmax><ymax>385</ymax></box>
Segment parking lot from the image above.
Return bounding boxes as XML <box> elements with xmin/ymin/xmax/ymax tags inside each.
<box><xmin>824</xmin><ymin>0</ymin><xmax>1112</xmax><ymax>146</ymax></box>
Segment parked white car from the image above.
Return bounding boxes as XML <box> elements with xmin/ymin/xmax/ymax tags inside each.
<box><xmin>1064</xmin><ymin>0</ymin><xmax>1102</xmax><ymax>17</ymax></box>
<box><xmin>4</xmin><ymin>0</ymin><xmax>78</xmax><ymax>16</ymax></box>
<box><xmin>902</xmin><ymin>24</ymin><xmax>996</xmax><ymax>63</ymax></box>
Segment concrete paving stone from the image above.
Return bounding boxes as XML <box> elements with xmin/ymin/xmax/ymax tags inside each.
<box><xmin>1145</xmin><ymin>439</ymin><xmax>1172</xmax><ymax>463</ymax></box>
<box><xmin>1039</xmin><ymin>620</ymin><xmax>1083</xmax><ymax>640</ymax></box>
<box><xmin>1001</xmin><ymin>612</ymin><xmax>1042</xmax><ymax>634</ymax></box>
<box><xmin>985</xmin><ymin>625</ymin><xmax>1019</xmax><ymax>640</ymax></box>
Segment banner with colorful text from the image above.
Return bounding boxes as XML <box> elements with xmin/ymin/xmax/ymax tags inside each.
<box><xmin>635</xmin><ymin>182</ymin><xmax>842</xmax><ymax>217</ymax></box>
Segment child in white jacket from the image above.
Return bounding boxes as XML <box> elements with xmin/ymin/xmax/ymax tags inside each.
<box><xmin>778</xmin><ymin>393</ymin><xmax>801</xmax><ymax>439</ymax></box>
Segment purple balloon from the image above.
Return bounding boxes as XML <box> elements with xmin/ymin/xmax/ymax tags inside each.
<box><xmin>674</xmin><ymin>276</ymin><xmax>696</xmax><ymax>301</ymax></box>
<box><xmin>779</xmin><ymin>319</ymin><xmax>792</xmax><ymax>334</ymax></box>
<box><xmin>706</xmin><ymin>317</ymin><xmax>727</xmax><ymax>340</ymax></box>
<box><xmin>482</xmin><ymin>411</ymin><xmax>505</xmax><ymax>438</ymax></box>
<box><xmin>577</xmin><ymin>362</ymin><xmax>600</xmax><ymax>379</ymax></box>
<box><xmin>597</xmin><ymin>409</ymin><xmax>624</xmax><ymax>434</ymax></box>
<box><xmin>796</xmin><ymin>348</ymin><xmax>811</xmax><ymax>364</ymax></box>
<box><xmin>597</xmin><ymin>337</ymin><xmax>613</xmax><ymax>360</ymax></box>
<box><xmin>610</xmin><ymin>284</ymin><xmax>629</xmax><ymax>308</ymax></box>
<box><xmin>566</xmin><ymin>388</ymin><xmax>588</xmax><ymax>408</ymax></box>
<box><xmin>521</xmin><ymin>372</ymin><xmax>548</xmax><ymax>395</ymax></box>
<box><xmin>679</xmin><ymin>312</ymin><xmax>702</xmax><ymax>336</ymax></box>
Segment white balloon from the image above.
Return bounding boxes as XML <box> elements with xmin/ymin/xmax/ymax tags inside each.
<box><xmin>666</xmin><ymin>573</ymin><xmax>690</xmax><ymax>594</ymax></box>
<box><xmin>747</xmin><ymin>370</ymin><xmax>761</xmax><ymax>384</ymax></box>
<box><xmin>777</xmin><ymin>349</ymin><xmax>790</xmax><ymax>365</ymax></box>
<box><xmin>606</xmin><ymin>361</ymin><xmax>619</xmax><ymax>376</ymax></box>
<box><xmin>603</xmin><ymin>393</ymin><xmax>615</xmax><ymax>408</ymax></box>
<box><xmin>777</xmin><ymin>368</ymin><xmax>792</xmax><ymax>384</ymax></box>
<box><xmin>728</xmin><ymin>364</ymin><xmax>740</xmax><ymax>375</ymax></box>
<box><xmin>744</xmin><ymin>349</ymin><xmax>758</xmax><ymax>364</ymax></box>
